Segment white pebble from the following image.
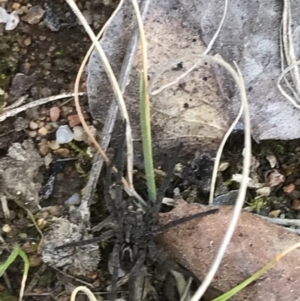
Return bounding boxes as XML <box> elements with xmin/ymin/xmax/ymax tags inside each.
<box><xmin>64</xmin><ymin>193</ymin><xmax>81</xmax><ymax>206</ymax></box>
<box><xmin>2</xmin><ymin>224</ymin><xmax>11</xmax><ymax>233</ymax></box>
<box><xmin>6</xmin><ymin>11</ymin><xmax>20</xmax><ymax>30</ymax></box>
<box><xmin>0</xmin><ymin>7</ymin><xmax>9</xmax><ymax>23</ymax></box>
<box><xmin>56</xmin><ymin>125</ymin><xmax>74</xmax><ymax>144</ymax></box>
<box><xmin>73</xmin><ymin>126</ymin><xmax>84</xmax><ymax>141</ymax></box>
<box><xmin>0</xmin><ymin>8</ymin><xmax>20</xmax><ymax>31</ymax></box>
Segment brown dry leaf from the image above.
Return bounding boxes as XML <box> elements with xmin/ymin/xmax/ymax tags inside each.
<box><xmin>265</xmin><ymin>169</ymin><xmax>285</xmax><ymax>187</ymax></box>
<box><xmin>158</xmin><ymin>200</ymin><xmax>300</xmax><ymax>301</ymax></box>
<box><xmin>87</xmin><ymin>1</ymin><xmax>231</xmax><ymax>158</ymax></box>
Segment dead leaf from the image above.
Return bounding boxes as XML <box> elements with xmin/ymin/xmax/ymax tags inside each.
<box><xmin>87</xmin><ymin>0</ymin><xmax>231</xmax><ymax>158</ymax></box>
<box><xmin>265</xmin><ymin>169</ymin><xmax>285</xmax><ymax>187</ymax></box>
<box><xmin>158</xmin><ymin>200</ymin><xmax>300</xmax><ymax>301</ymax></box>
<box><xmin>195</xmin><ymin>1</ymin><xmax>300</xmax><ymax>141</ymax></box>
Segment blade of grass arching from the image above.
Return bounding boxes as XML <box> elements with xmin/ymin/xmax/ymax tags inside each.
<box><xmin>0</xmin><ymin>247</ymin><xmax>19</xmax><ymax>276</ymax></box>
<box><xmin>0</xmin><ymin>246</ymin><xmax>30</xmax><ymax>301</ymax></box>
<box><xmin>212</xmin><ymin>241</ymin><xmax>300</xmax><ymax>301</ymax></box>
<box><xmin>140</xmin><ymin>72</ymin><xmax>156</xmax><ymax>202</ymax></box>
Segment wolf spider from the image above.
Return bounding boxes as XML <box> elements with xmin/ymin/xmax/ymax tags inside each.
<box><xmin>56</xmin><ymin>136</ymin><xmax>218</xmax><ymax>300</ymax></box>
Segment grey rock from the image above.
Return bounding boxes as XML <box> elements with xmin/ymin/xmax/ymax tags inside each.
<box><xmin>22</xmin><ymin>5</ymin><xmax>45</xmax><ymax>24</ymax></box>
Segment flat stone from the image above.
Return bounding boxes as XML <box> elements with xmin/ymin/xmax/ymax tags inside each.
<box><xmin>22</xmin><ymin>5</ymin><xmax>45</xmax><ymax>24</ymax></box>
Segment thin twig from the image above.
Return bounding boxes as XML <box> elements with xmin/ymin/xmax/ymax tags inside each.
<box><xmin>180</xmin><ymin>277</ymin><xmax>192</xmax><ymax>301</ymax></box>
<box><xmin>257</xmin><ymin>215</ymin><xmax>300</xmax><ymax>227</ymax></box>
<box><xmin>189</xmin><ymin>56</ymin><xmax>251</xmax><ymax>301</ymax></box>
<box><xmin>2</xmin><ymin>95</ymin><xmax>28</xmax><ymax>111</ymax></box>
<box><xmin>52</xmin><ymin>266</ymin><xmax>95</xmax><ymax>288</ymax></box>
<box><xmin>25</xmin><ymin>264</ymin><xmax>47</xmax><ymax>294</ymax></box>
<box><xmin>66</xmin><ymin>0</ymin><xmax>135</xmax><ymax>190</ymax></box>
<box><xmin>282</xmin><ymin>0</ymin><xmax>300</xmax><ymax>95</ymax></box>
<box><xmin>70</xmin><ymin>286</ymin><xmax>98</xmax><ymax>301</ymax></box>
<box><xmin>71</xmin><ymin>2</ymin><xmax>148</xmax><ymax>219</ymax></box>
<box><xmin>0</xmin><ymin>93</ymin><xmax>84</xmax><ymax>122</ymax></box>
<box><xmin>209</xmin><ymin>61</ymin><xmax>244</xmax><ymax>204</ymax></box>
<box><xmin>277</xmin><ymin>60</ymin><xmax>300</xmax><ymax>109</ymax></box>
<box><xmin>279</xmin><ymin>20</ymin><xmax>300</xmax><ymax>104</ymax></box>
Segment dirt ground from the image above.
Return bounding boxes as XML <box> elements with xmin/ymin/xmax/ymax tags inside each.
<box><xmin>1</xmin><ymin>1</ymin><xmax>300</xmax><ymax>301</ymax></box>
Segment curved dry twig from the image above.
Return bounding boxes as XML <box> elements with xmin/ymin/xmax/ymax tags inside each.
<box><xmin>65</xmin><ymin>0</ymin><xmax>134</xmax><ymax>189</ymax></box>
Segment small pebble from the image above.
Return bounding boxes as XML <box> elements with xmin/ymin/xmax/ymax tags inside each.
<box><xmin>292</xmin><ymin>199</ymin><xmax>300</xmax><ymax>211</ymax></box>
<box><xmin>38</xmin><ymin>141</ymin><xmax>50</xmax><ymax>156</ymax></box>
<box><xmin>48</xmin><ymin>140</ymin><xmax>60</xmax><ymax>150</ymax></box>
<box><xmin>54</xmin><ymin>148</ymin><xmax>70</xmax><ymax>157</ymax></box>
<box><xmin>289</xmin><ymin>190</ymin><xmax>300</xmax><ymax>200</ymax></box>
<box><xmin>18</xmin><ymin>233</ymin><xmax>27</xmax><ymax>239</ymax></box>
<box><xmin>38</xmin><ymin>127</ymin><xmax>48</xmax><ymax>136</ymax></box>
<box><xmin>50</xmin><ymin>106</ymin><xmax>60</xmax><ymax>122</ymax></box>
<box><xmin>83</xmin><ymin>125</ymin><xmax>97</xmax><ymax>144</ymax></box>
<box><xmin>56</xmin><ymin>125</ymin><xmax>74</xmax><ymax>144</ymax></box>
<box><xmin>6</xmin><ymin>11</ymin><xmax>20</xmax><ymax>31</ymax></box>
<box><xmin>68</xmin><ymin>114</ymin><xmax>81</xmax><ymax>127</ymax></box>
<box><xmin>283</xmin><ymin>183</ymin><xmax>295</xmax><ymax>194</ymax></box>
<box><xmin>41</xmin><ymin>87</ymin><xmax>52</xmax><ymax>97</ymax></box>
<box><xmin>24</xmin><ymin>36</ymin><xmax>31</xmax><ymax>46</ymax></box>
<box><xmin>2</xmin><ymin>224</ymin><xmax>11</xmax><ymax>233</ymax></box>
<box><xmin>64</xmin><ymin>193</ymin><xmax>81</xmax><ymax>206</ymax></box>
<box><xmin>12</xmin><ymin>3</ymin><xmax>21</xmax><ymax>10</ymax></box>
<box><xmin>28</xmin><ymin>131</ymin><xmax>37</xmax><ymax>138</ymax></box>
<box><xmin>22</xmin><ymin>5</ymin><xmax>45</xmax><ymax>24</ymax></box>
<box><xmin>29</xmin><ymin>121</ymin><xmax>38</xmax><ymax>130</ymax></box>
<box><xmin>44</xmin><ymin>153</ymin><xmax>53</xmax><ymax>166</ymax></box>
<box><xmin>73</xmin><ymin>126</ymin><xmax>84</xmax><ymax>141</ymax></box>
<box><xmin>268</xmin><ymin>210</ymin><xmax>281</xmax><ymax>218</ymax></box>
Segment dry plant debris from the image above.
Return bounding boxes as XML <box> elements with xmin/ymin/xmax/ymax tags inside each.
<box><xmin>0</xmin><ymin>139</ymin><xmax>43</xmax><ymax>217</ymax></box>
<box><xmin>42</xmin><ymin>217</ymin><xmax>100</xmax><ymax>277</ymax></box>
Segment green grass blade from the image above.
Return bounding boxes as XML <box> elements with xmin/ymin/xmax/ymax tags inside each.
<box><xmin>140</xmin><ymin>71</ymin><xmax>156</xmax><ymax>202</ymax></box>
<box><xmin>212</xmin><ymin>260</ymin><xmax>275</xmax><ymax>301</ymax></box>
<box><xmin>0</xmin><ymin>247</ymin><xmax>20</xmax><ymax>276</ymax></box>
<box><xmin>0</xmin><ymin>246</ymin><xmax>30</xmax><ymax>301</ymax></box>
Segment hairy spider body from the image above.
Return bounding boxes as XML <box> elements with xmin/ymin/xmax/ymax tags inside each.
<box><xmin>55</xmin><ymin>135</ymin><xmax>218</xmax><ymax>300</ymax></box>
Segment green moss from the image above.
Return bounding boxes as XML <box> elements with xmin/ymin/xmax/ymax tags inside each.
<box><xmin>247</xmin><ymin>197</ymin><xmax>267</xmax><ymax>214</ymax></box>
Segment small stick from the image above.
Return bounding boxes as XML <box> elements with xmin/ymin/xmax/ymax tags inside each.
<box><xmin>257</xmin><ymin>215</ymin><xmax>300</xmax><ymax>227</ymax></box>
<box><xmin>0</xmin><ymin>92</ymin><xmax>85</xmax><ymax>122</ymax></box>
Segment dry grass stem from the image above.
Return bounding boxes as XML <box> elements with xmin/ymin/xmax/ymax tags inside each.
<box><xmin>185</xmin><ymin>56</ymin><xmax>251</xmax><ymax>301</ymax></box>
<box><xmin>70</xmin><ymin>286</ymin><xmax>98</xmax><ymax>301</ymax></box>
<box><xmin>65</xmin><ymin>0</ymin><xmax>135</xmax><ymax>189</ymax></box>
<box><xmin>0</xmin><ymin>93</ymin><xmax>84</xmax><ymax>122</ymax></box>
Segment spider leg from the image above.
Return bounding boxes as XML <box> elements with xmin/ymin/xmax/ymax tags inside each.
<box><xmin>105</xmin><ymin>121</ymin><xmax>127</xmax><ymax>221</ymax></box>
<box><xmin>153</xmin><ymin>144</ymin><xmax>182</xmax><ymax>220</ymax></box>
<box><xmin>55</xmin><ymin>229</ymin><xmax>115</xmax><ymax>250</ymax></box>
<box><xmin>148</xmin><ymin>241</ymin><xmax>201</xmax><ymax>286</ymax></box>
<box><xmin>158</xmin><ymin>208</ymin><xmax>219</xmax><ymax>233</ymax></box>
<box><xmin>110</xmin><ymin>242</ymin><xmax>121</xmax><ymax>301</ymax></box>
<box><xmin>128</xmin><ymin>248</ymin><xmax>147</xmax><ymax>301</ymax></box>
